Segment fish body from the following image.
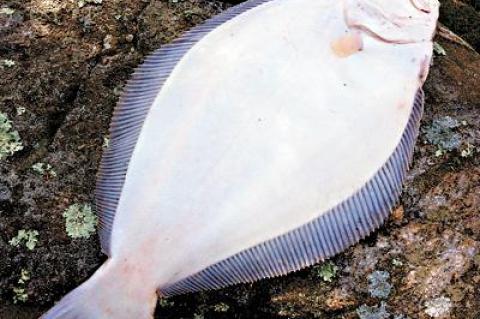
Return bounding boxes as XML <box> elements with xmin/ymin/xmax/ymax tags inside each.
<box><xmin>42</xmin><ymin>0</ymin><xmax>439</xmax><ymax>318</ymax></box>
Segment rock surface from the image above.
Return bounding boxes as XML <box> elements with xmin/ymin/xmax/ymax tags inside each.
<box><xmin>0</xmin><ymin>0</ymin><xmax>479</xmax><ymax>318</ymax></box>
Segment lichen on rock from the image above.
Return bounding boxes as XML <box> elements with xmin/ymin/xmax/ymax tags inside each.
<box><xmin>0</xmin><ymin>112</ymin><xmax>23</xmax><ymax>160</ymax></box>
<box><xmin>63</xmin><ymin>203</ymin><xmax>97</xmax><ymax>239</ymax></box>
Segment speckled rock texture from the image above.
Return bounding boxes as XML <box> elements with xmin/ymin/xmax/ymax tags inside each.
<box><xmin>0</xmin><ymin>0</ymin><xmax>479</xmax><ymax>318</ymax></box>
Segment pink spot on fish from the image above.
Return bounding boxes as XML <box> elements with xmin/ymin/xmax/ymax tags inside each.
<box><xmin>331</xmin><ymin>32</ymin><xmax>363</xmax><ymax>58</ymax></box>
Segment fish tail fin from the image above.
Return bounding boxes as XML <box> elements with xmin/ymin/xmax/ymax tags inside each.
<box><xmin>41</xmin><ymin>260</ymin><xmax>158</xmax><ymax>319</ymax></box>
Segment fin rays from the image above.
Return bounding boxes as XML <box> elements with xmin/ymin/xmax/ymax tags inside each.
<box><xmin>95</xmin><ymin>0</ymin><xmax>274</xmax><ymax>255</ymax></box>
<box><xmin>94</xmin><ymin>0</ymin><xmax>425</xmax><ymax>295</ymax></box>
<box><xmin>159</xmin><ymin>90</ymin><xmax>424</xmax><ymax>297</ymax></box>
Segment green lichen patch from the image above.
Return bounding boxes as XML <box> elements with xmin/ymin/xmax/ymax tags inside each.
<box><xmin>18</xmin><ymin>269</ymin><xmax>30</xmax><ymax>284</ymax></box>
<box><xmin>12</xmin><ymin>269</ymin><xmax>31</xmax><ymax>303</ymax></box>
<box><xmin>391</xmin><ymin>258</ymin><xmax>404</xmax><ymax>267</ymax></box>
<box><xmin>102</xmin><ymin>137</ymin><xmax>110</xmax><ymax>149</ymax></box>
<box><xmin>461</xmin><ymin>143</ymin><xmax>475</xmax><ymax>158</ymax></box>
<box><xmin>32</xmin><ymin>162</ymin><xmax>57</xmax><ymax>177</ymax></box>
<box><xmin>63</xmin><ymin>203</ymin><xmax>97</xmax><ymax>239</ymax></box>
<box><xmin>9</xmin><ymin>229</ymin><xmax>39</xmax><ymax>250</ymax></box>
<box><xmin>313</xmin><ymin>261</ymin><xmax>339</xmax><ymax>282</ymax></box>
<box><xmin>0</xmin><ymin>7</ymin><xmax>15</xmax><ymax>15</ymax></box>
<box><xmin>213</xmin><ymin>302</ymin><xmax>230</xmax><ymax>312</ymax></box>
<box><xmin>16</xmin><ymin>107</ymin><xmax>26</xmax><ymax>116</ymax></box>
<box><xmin>78</xmin><ymin>0</ymin><xmax>102</xmax><ymax>8</ymax></box>
<box><xmin>433</xmin><ymin>42</ymin><xmax>447</xmax><ymax>56</ymax></box>
<box><xmin>0</xmin><ymin>112</ymin><xmax>23</xmax><ymax>160</ymax></box>
<box><xmin>422</xmin><ymin>116</ymin><xmax>477</xmax><ymax>159</ymax></box>
<box><xmin>1</xmin><ymin>59</ymin><xmax>15</xmax><ymax>67</ymax></box>
<box><xmin>356</xmin><ymin>302</ymin><xmax>390</xmax><ymax>319</ymax></box>
<box><xmin>12</xmin><ymin>287</ymin><xmax>28</xmax><ymax>304</ymax></box>
<box><xmin>158</xmin><ymin>298</ymin><xmax>175</xmax><ymax>308</ymax></box>
<box><xmin>424</xmin><ymin>116</ymin><xmax>462</xmax><ymax>154</ymax></box>
<box><xmin>368</xmin><ymin>271</ymin><xmax>392</xmax><ymax>299</ymax></box>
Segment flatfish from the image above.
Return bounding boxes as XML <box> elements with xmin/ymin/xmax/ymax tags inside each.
<box><xmin>42</xmin><ymin>0</ymin><xmax>439</xmax><ymax>318</ymax></box>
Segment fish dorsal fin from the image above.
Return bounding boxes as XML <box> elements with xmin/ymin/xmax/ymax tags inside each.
<box><xmin>94</xmin><ymin>0</ymin><xmax>273</xmax><ymax>256</ymax></box>
<box><xmin>158</xmin><ymin>91</ymin><xmax>424</xmax><ymax>296</ymax></box>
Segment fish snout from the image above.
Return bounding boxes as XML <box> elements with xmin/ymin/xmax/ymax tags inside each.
<box><xmin>409</xmin><ymin>0</ymin><xmax>439</xmax><ymax>13</ymax></box>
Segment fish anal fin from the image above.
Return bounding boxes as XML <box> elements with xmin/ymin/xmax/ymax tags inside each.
<box><xmin>160</xmin><ymin>90</ymin><xmax>425</xmax><ymax>296</ymax></box>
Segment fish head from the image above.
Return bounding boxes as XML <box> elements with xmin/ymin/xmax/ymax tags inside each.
<box><xmin>344</xmin><ymin>0</ymin><xmax>440</xmax><ymax>44</ymax></box>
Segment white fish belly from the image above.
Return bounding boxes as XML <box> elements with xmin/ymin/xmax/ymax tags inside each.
<box><xmin>109</xmin><ymin>0</ymin><xmax>432</xmax><ymax>288</ymax></box>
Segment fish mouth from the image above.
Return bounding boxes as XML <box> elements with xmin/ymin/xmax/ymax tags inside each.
<box><xmin>409</xmin><ymin>0</ymin><xmax>433</xmax><ymax>13</ymax></box>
